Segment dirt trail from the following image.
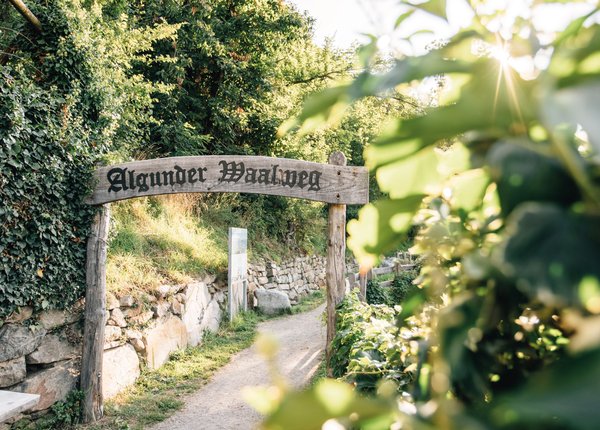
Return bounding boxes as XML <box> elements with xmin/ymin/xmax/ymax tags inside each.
<box><xmin>150</xmin><ymin>304</ymin><xmax>326</xmax><ymax>430</ymax></box>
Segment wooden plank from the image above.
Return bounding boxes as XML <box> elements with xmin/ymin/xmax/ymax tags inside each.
<box><xmin>81</xmin><ymin>204</ymin><xmax>110</xmax><ymax>423</ymax></box>
<box><xmin>0</xmin><ymin>391</ymin><xmax>39</xmax><ymax>423</ymax></box>
<box><xmin>326</xmin><ymin>152</ymin><xmax>348</xmax><ymax>376</ymax></box>
<box><xmin>380</xmin><ymin>280</ymin><xmax>394</xmax><ymax>288</ymax></box>
<box><xmin>87</xmin><ymin>156</ymin><xmax>369</xmax><ymax>206</ymax></box>
<box><xmin>372</xmin><ymin>266</ymin><xmax>394</xmax><ymax>276</ymax></box>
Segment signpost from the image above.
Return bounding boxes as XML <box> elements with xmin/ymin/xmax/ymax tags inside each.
<box><xmin>228</xmin><ymin>227</ymin><xmax>248</xmax><ymax>321</ymax></box>
<box><xmin>82</xmin><ymin>153</ymin><xmax>368</xmax><ymax>422</ymax></box>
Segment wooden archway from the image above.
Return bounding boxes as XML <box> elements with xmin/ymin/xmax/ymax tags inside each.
<box><xmin>81</xmin><ymin>153</ymin><xmax>368</xmax><ymax>421</ymax></box>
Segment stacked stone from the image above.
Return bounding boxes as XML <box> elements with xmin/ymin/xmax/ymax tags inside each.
<box><xmin>101</xmin><ymin>277</ymin><xmax>226</xmax><ymax>398</ymax></box>
<box><xmin>247</xmin><ymin>255</ymin><xmax>326</xmax><ymax>305</ymax></box>
<box><xmin>0</xmin><ymin>305</ymin><xmax>83</xmax><ymax>417</ymax></box>
<box><xmin>0</xmin><ymin>254</ymin><xmax>327</xmax><ymax>420</ymax></box>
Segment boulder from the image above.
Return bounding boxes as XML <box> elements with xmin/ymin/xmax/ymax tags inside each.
<box><xmin>181</xmin><ymin>282</ymin><xmax>211</xmax><ymax>347</ymax></box>
<box><xmin>199</xmin><ymin>300</ymin><xmax>222</xmax><ymax>334</ymax></box>
<box><xmin>143</xmin><ymin>315</ymin><xmax>187</xmax><ymax>369</ymax></box>
<box><xmin>109</xmin><ymin>308</ymin><xmax>127</xmax><ymax>328</ymax></box>
<box><xmin>255</xmin><ymin>289</ymin><xmax>291</xmax><ymax>315</ymax></box>
<box><xmin>102</xmin><ymin>344</ymin><xmax>140</xmax><ymax>399</ymax></box>
<box><xmin>119</xmin><ymin>295</ymin><xmax>135</xmax><ymax>307</ymax></box>
<box><xmin>0</xmin><ymin>356</ymin><xmax>26</xmax><ymax>388</ymax></box>
<box><xmin>38</xmin><ymin>309</ymin><xmax>80</xmax><ymax>330</ymax></box>
<box><xmin>12</xmin><ymin>360</ymin><xmax>79</xmax><ymax>411</ymax></box>
<box><xmin>0</xmin><ymin>325</ymin><xmax>46</xmax><ymax>362</ymax></box>
<box><xmin>104</xmin><ymin>326</ymin><xmax>122</xmax><ymax>343</ymax></box>
<box><xmin>106</xmin><ymin>293</ymin><xmax>120</xmax><ymax>310</ymax></box>
<box><xmin>26</xmin><ymin>334</ymin><xmax>79</xmax><ymax>364</ymax></box>
<box><xmin>5</xmin><ymin>307</ymin><xmax>33</xmax><ymax>324</ymax></box>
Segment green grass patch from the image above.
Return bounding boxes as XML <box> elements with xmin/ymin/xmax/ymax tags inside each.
<box><xmin>106</xmin><ymin>195</ymin><xmax>325</xmax><ymax>297</ymax></box>
<box><xmin>291</xmin><ymin>289</ymin><xmax>325</xmax><ymax>314</ymax></box>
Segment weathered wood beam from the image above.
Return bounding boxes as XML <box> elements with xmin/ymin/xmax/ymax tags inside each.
<box><xmin>325</xmin><ymin>151</ymin><xmax>347</xmax><ymax>376</ymax></box>
<box><xmin>7</xmin><ymin>0</ymin><xmax>41</xmax><ymax>32</ymax></box>
<box><xmin>81</xmin><ymin>204</ymin><xmax>110</xmax><ymax>423</ymax></box>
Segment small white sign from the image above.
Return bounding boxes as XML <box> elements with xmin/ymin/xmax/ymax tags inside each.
<box><xmin>228</xmin><ymin>227</ymin><xmax>248</xmax><ymax>321</ymax></box>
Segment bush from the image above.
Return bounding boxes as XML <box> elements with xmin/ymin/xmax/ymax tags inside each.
<box><xmin>330</xmin><ymin>291</ymin><xmax>426</xmax><ymax>393</ymax></box>
<box><xmin>388</xmin><ymin>269</ymin><xmax>418</xmax><ymax>305</ymax></box>
<box><xmin>365</xmin><ymin>279</ymin><xmax>388</xmax><ymax>305</ymax></box>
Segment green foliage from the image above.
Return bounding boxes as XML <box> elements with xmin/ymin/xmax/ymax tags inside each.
<box><xmin>258</xmin><ymin>1</ymin><xmax>600</xmax><ymax>429</ymax></box>
<box><xmin>0</xmin><ymin>0</ymin><xmax>178</xmax><ymax>318</ymax></box>
<box><xmin>388</xmin><ymin>270</ymin><xmax>419</xmax><ymax>305</ymax></box>
<box><xmin>330</xmin><ymin>292</ymin><xmax>423</xmax><ymax>393</ymax></box>
<box><xmin>365</xmin><ymin>280</ymin><xmax>388</xmax><ymax>306</ymax></box>
<box><xmin>366</xmin><ymin>271</ymin><xmax>419</xmax><ymax>306</ymax></box>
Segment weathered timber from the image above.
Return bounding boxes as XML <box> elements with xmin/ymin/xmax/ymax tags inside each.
<box><xmin>359</xmin><ymin>272</ymin><xmax>367</xmax><ymax>302</ymax></box>
<box><xmin>372</xmin><ymin>266</ymin><xmax>394</xmax><ymax>276</ymax></box>
<box><xmin>81</xmin><ymin>205</ymin><xmax>110</xmax><ymax>423</ymax></box>
<box><xmin>87</xmin><ymin>155</ymin><xmax>368</xmax><ymax>205</ymax></box>
<box><xmin>326</xmin><ymin>152</ymin><xmax>347</xmax><ymax>376</ymax></box>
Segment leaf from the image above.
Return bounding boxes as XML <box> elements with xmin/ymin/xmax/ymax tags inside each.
<box><xmin>542</xmin><ymin>79</ymin><xmax>600</xmax><ymax>154</ymax></box>
<box><xmin>347</xmin><ymin>195</ymin><xmax>425</xmax><ymax>265</ymax></box>
<box><xmin>487</xmin><ymin>141</ymin><xmax>580</xmax><ymax>216</ymax></box>
<box><xmin>277</xmin><ymin>85</ymin><xmax>351</xmax><ymax>136</ymax></box>
<box><xmin>394</xmin><ymin>9</ymin><xmax>415</xmax><ymax>29</ymax></box>
<box><xmin>376</xmin><ymin>147</ymin><xmax>441</xmax><ymax>198</ymax></box>
<box><xmin>493</xmin><ymin>348</ymin><xmax>600</xmax><ymax>430</ymax></box>
<box><xmin>406</xmin><ymin>0</ymin><xmax>447</xmax><ymax>21</ymax></box>
<box><xmin>447</xmin><ymin>169</ymin><xmax>490</xmax><ymax>212</ymax></box>
<box><xmin>553</xmin><ymin>7</ymin><xmax>600</xmax><ymax>47</ymax></box>
<box><xmin>497</xmin><ymin>203</ymin><xmax>600</xmax><ymax>307</ymax></box>
<box><xmin>262</xmin><ymin>379</ymin><xmax>392</xmax><ymax>430</ymax></box>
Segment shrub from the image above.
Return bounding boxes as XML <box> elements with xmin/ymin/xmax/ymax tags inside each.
<box><xmin>331</xmin><ymin>291</ymin><xmax>427</xmax><ymax>393</ymax></box>
<box><xmin>365</xmin><ymin>279</ymin><xmax>388</xmax><ymax>305</ymax></box>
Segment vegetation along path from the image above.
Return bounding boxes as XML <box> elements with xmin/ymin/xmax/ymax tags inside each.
<box><xmin>150</xmin><ymin>304</ymin><xmax>326</xmax><ymax>430</ymax></box>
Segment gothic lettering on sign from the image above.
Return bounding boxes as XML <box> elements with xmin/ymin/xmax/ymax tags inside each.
<box><xmin>218</xmin><ymin>161</ymin><xmax>321</xmax><ymax>191</ymax></box>
<box><xmin>106</xmin><ymin>160</ymin><xmax>323</xmax><ymax>196</ymax></box>
<box><xmin>107</xmin><ymin>165</ymin><xmax>208</xmax><ymax>193</ymax></box>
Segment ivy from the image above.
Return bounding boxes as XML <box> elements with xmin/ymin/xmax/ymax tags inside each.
<box><xmin>0</xmin><ymin>0</ymin><xmax>176</xmax><ymax>318</ymax></box>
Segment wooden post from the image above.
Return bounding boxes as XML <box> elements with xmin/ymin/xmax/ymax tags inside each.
<box><xmin>359</xmin><ymin>272</ymin><xmax>367</xmax><ymax>302</ymax></box>
<box><xmin>81</xmin><ymin>204</ymin><xmax>110</xmax><ymax>423</ymax></box>
<box><xmin>326</xmin><ymin>152</ymin><xmax>347</xmax><ymax>375</ymax></box>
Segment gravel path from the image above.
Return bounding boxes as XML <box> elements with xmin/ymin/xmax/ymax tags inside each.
<box><xmin>150</xmin><ymin>304</ymin><xmax>326</xmax><ymax>430</ymax></box>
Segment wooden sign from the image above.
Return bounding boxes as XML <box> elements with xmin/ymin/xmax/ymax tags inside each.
<box><xmin>87</xmin><ymin>155</ymin><xmax>369</xmax><ymax>205</ymax></box>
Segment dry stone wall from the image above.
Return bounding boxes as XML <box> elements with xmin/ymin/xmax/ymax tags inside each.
<box><xmin>0</xmin><ymin>254</ymin><xmax>326</xmax><ymax>423</ymax></box>
<box><xmin>248</xmin><ymin>255</ymin><xmax>326</xmax><ymax>306</ymax></box>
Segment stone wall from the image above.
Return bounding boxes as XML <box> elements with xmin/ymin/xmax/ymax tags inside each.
<box><xmin>248</xmin><ymin>255</ymin><xmax>326</xmax><ymax>306</ymax></box>
<box><xmin>0</xmin><ymin>253</ymin><xmax>326</xmax><ymax>422</ymax></box>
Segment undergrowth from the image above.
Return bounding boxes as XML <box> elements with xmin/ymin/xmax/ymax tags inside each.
<box><xmin>106</xmin><ymin>194</ymin><xmax>326</xmax><ymax>296</ymax></box>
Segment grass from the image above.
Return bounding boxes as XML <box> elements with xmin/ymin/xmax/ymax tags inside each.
<box><xmin>106</xmin><ymin>194</ymin><xmax>325</xmax><ymax>297</ymax></box>
<box><xmin>78</xmin><ymin>290</ymin><xmax>326</xmax><ymax>430</ymax></box>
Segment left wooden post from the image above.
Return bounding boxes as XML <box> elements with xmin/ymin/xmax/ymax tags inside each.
<box><xmin>81</xmin><ymin>204</ymin><xmax>110</xmax><ymax>423</ymax></box>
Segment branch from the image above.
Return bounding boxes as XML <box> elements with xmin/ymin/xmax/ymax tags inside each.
<box><xmin>8</xmin><ymin>0</ymin><xmax>41</xmax><ymax>32</ymax></box>
<box><xmin>290</xmin><ymin>68</ymin><xmax>352</xmax><ymax>85</ymax></box>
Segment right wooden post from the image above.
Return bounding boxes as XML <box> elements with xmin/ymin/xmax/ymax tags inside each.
<box><xmin>326</xmin><ymin>152</ymin><xmax>347</xmax><ymax>376</ymax></box>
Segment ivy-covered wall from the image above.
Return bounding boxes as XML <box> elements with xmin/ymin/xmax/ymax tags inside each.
<box><xmin>0</xmin><ymin>0</ymin><xmax>175</xmax><ymax>318</ymax></box>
